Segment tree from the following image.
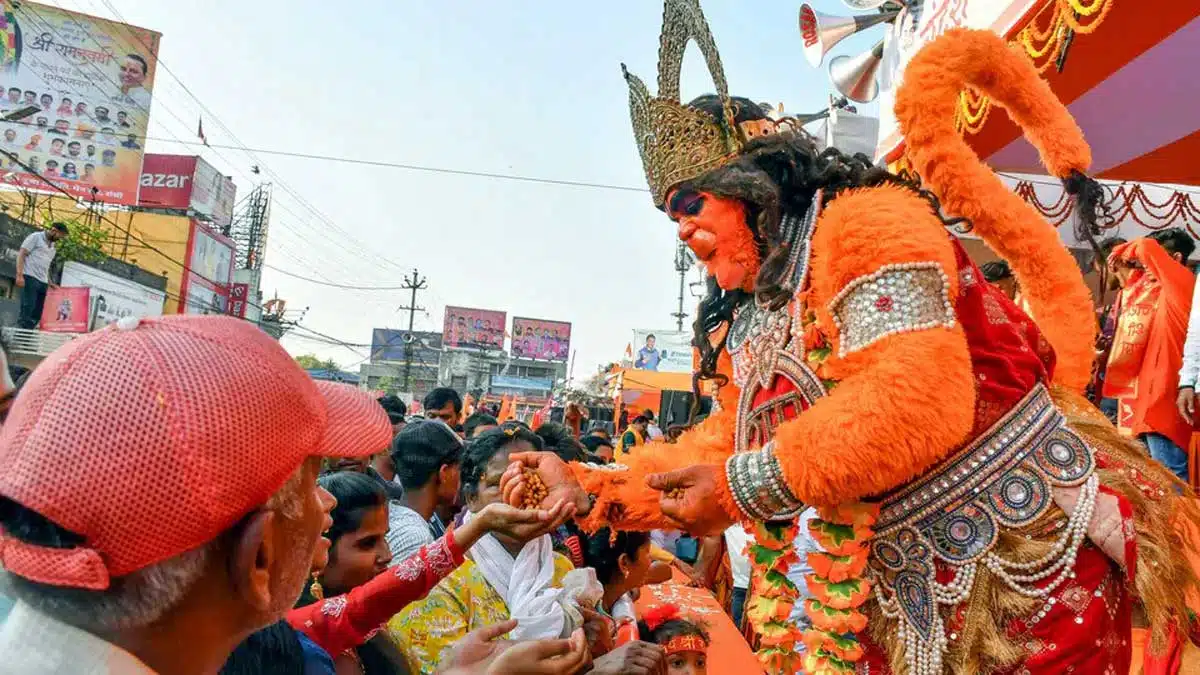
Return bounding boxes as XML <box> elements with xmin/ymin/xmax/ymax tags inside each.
<box><xmin>294</xmin><ymin>354</ymin><xmax>339</xmax><ymax>371</ymax></box>
<box><xmin>39</xmin><ymin>208</ymin><xmax>105</xmax><ymax>264</ymax></box>
<box><xmin>376</xmin><ymin>375</ymin><xmax>401</xmax><ymax>395</ymax></box>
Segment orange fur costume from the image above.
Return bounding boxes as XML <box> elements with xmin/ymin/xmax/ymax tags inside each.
<box><xmin>551</xmin><ymin>16</ymin><xmax>1198</xmax><ymax>675</ymax></box>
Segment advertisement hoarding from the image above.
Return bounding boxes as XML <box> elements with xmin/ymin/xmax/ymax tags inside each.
<box><xmin>138</xmin><ymin>154</ymin><xmax>237</xmax><ymax>229</ymax></box>
<box><xmin>511</xmin><ymin>317</ymin><xmax>571</xmax><ymax>361</ymax></box>
<box><xmin>0</xmin><ymin>2</ymin><xmax>161</xmax><ymax>204</ymax></box>
<box><xmin>180</xmin><ymin>272</ymin><xmax>227</xmax><ymax>315</ymax></box>
<box><xmin>443</xmin><ymin>306</ymin><xmax>505</xmax><ymax>351</ymax></box>
<box><xmin>137</xmin><ymin>153</ymin><xmax>196</xmax><ymax>208</ymax></box>
<box><xmin>370</xmin><ymin>328</ymin><xmax>442</xmax><ymax>363</ymax></box>
<box><xmin>60</xmin><ymin>260</ymin><xmax>165</xmax><ymax>328</ymax></box>
<box><xmin>190</xmin><ymin>155</ymin><xmax>236</xmax><ymax>228</ymax></box>
<box><xmin>631</xmin><ymin>329</ymin><xmax>692</xmax><ymax>373</ymax></box>
<box><xmin>187</xmin><ymin>220</ymin><xmax>233</xmax><ymax>286</ymax></box>
<box><xmin>40</xmin><ymin>285</ymin><xmax>89</xmax><ymax>332</ymax></box>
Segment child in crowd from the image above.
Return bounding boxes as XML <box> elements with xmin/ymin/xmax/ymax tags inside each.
<box><xmin>638</xmin><ymin>604</ymin><xmax>710</xmax><ymax>675</ymax></box>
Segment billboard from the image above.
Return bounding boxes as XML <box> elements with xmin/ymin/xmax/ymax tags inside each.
<box><xmin>137</xmin><ymin>153</ymin><xmax>195</xmax><ymax>208</ymax></box>
<box><xmin>180</xmin><ymin>272</ymin><xmax>227</xmax><ymax>315</ymax></box>
<box><xmin>631</xmin><ymin>329</ymin><xmax>692</xmax><ymax>373</ymax></box>
<box><xmin>371</xmin><ymin>328</ymin><xmax>442</xmax><ymax>363</ymax></box>
<box><xmin>139</xmin><ymin>154</ymin><xmax>237</xmax><ymax>229</ymax></box>
<box><xmin>187</xmin><ymin>221</ymin><xmax>234</xmax><ymax>286</ymax></box>
<box><xmin>511</xmin><ymin>317</ymin><xmax>571</xmax><ymax>361</ymax></box>
<box><xmin>60</xmin><ymin>260</ymin><xmax>165</xmax><ymax>328</ymax></box>
<box><xmin>443</xmin><ymin>306</ymin><xmax>504</xmax><ymax>351</ymax></box>
<box><xmin>190</xmin><ymin>155</ymin><xmax>236</xmax><ymax>228</ymax></box>
<box><xmin>0</xmin><ymin>2</ymin><xmax>160</xmax><ymax>204</ymax></box>
<box><xmin>39</xmin><ymin>285</ymin><xmax>88</xmax><ymax>332</ymax></box>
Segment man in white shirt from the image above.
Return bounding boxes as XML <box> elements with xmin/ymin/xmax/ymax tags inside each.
<box><xmin>724</xmin><ymin>508</ymin><xmax>820</xmax><ymax>632</ymax></box>
<box><xmin>15</xmin><ymin>223</ymin><xmax>67</xmax><ymax>328</ymax></box>
<box><xmin>385</xmin><ymin>418</ymin><xmax>464</xmax><ymax>562</ymax></box>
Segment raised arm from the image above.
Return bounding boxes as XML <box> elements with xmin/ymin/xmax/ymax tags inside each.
<box><xmin>568</xmin><ymin>405</ymin><xmax>738</xmax><ymax>532</ymax></box>
<box><xmin>289</xmin><ymin>533</ymin><xmax>466</xmax><ymax>657</ymax></box>
<box><xmin>719</xmin><ymin>186</ymin><xmax>977</xmax><ymax>513</ymax></box>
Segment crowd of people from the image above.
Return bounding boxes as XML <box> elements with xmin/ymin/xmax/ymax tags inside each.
<box><xmin>0</xmin><ymin>316</ymin><xmax>729</xmax><ymax>674</ymax></box>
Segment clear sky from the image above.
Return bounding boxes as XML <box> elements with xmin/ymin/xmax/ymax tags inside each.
<box><xmin>48</xmin><ymin>0</ymin><xmax>882</xmax><ymax>379</ymax></box>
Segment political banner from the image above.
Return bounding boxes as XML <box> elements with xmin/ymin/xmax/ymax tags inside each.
<box><xmin>511</xmin><ymin>317</ymin><xmax>571</xmax><ymax>361</ymax></box>
<box><xmin>60</xmin><ymin>260</ymin><xmax>165</xmax><ymax>329</ymax></box>
<box><xmin>631</xmin><ymin>329</ymin><xmax>692</xmax><ymax>373</ymax></box>
<box><xmin>443</xmin><ymin>306</ymin><xmax>505</xmax><ymax>351</ymax></box>
<box><xmin>0</xmin><ymin>1</ymin><xmax>161</xmax><ymax>204</ymax></box>
<box><xmin>39</xmin><ymin>284</ymin><xmax>88</xmax><ymax>332</ymax></box>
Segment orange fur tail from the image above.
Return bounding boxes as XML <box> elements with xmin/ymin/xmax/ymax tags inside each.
<box><xmin>895</xmin><ymin>28</ymin><xmax>1096</xmax><ymax>393</ymax></box>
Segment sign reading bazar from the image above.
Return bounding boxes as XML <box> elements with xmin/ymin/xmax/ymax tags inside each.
<box><xmin>0</xmin><ymin>2</ymin><xmax>161</xmax><ymax>205</ymax></box>
<box><xmin>139</xmin><ymin>154</ymin><xmax>237</xmax><ymax>229</ymax></box>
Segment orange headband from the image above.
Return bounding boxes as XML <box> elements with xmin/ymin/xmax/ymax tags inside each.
<box><xmin>663</xmin><ymin>634</ymin><xmax>708</xmax><ymax>657</ymax></box>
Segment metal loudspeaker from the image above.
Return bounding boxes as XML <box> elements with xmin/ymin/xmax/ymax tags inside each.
<box><xmin>829</xmin><ymin>39</ymin><xmax>886</xmax><ymax>103</ymax></box>
<box><xmin>799</xmin><ymin>3</ymin><xmax>898</xmax><ymax>67</ymax></box>
<box><xmin>841</xmin><ymin>0</ymin><xmax>893</xmax><ymax>9</ymax></box>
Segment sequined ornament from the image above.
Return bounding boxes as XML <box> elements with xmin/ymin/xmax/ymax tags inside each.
<box><xmin>870</xmin><ymin>384</ymin><xmax>1098</xmax><ymax>675</ymax></box>
<box><xmin>829</xmin><ymin>262</ymin><xmax>956</xmax><ymax>358</ymax></box>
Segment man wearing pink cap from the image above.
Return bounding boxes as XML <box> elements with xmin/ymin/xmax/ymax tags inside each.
<box><xmin>0</xmin><ymin>315</ymin><xmax>395</xmax><ymax>674</ymax></box>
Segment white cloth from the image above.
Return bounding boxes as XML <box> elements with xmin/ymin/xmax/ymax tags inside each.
<box><xmin>1180</xmin><ymin>277</ymin><xmax>1200</xmax><ymax>389</ymax></box>
<box><xmin>0</xmin><ymin>601</ymin><xmax>157</xmax><ymax>673</ymax></box>
<box><xmin>724</xmin><ymin>524</ymin><xmax>753</xmax><ymax>589</ymax></box>
<box><xmin>19</xmin><ymin>232</ymin><xmax>55</xmax><ymax>283</ymax></box>
<box><xmin>461</xmin><ymin>509</ymin><xmax>573</xmax><ymax>641</ymax></box>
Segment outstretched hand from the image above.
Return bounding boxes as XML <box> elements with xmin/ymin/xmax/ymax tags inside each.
<box><xmin>477</xmin><ymin>499</ymin><xmax>577</xmax><ymax>542</ymax></box>
<box><xmin>484</xmin><ymin>628</ymin><xmax>591</xmax><ymax>674</ymax></box>
<box><xmin>443</xmin><ymin>620</ymin><xmax>517</xmax><ymax>671</ymax></box>
<box><xmin>646</xmin><ymin>464</ymin><xmax>734</xmax><ymax>536</ymax></box>
<box><xmin>500</xmin><ymin>451</ymin><xmax>591</xmax><ymax>515</ymax></box>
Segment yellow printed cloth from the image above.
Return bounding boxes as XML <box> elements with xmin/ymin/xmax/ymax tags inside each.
<box><xmin>387</xmin><ymin>553</ymin><xmax>574</xmax><ymax>675</ymax></box>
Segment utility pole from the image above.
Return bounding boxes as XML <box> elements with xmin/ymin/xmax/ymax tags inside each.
<box><xmin>398</xmin><ymin>269</ymin><xmax>428</xmax><ymax>391</ymax></box>
<box><xmin>670</xmin><ymin>242</ymin><xmax>694</xmax><ymax>331</ymax></box>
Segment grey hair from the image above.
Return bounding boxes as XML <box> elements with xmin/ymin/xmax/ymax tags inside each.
<box><xmin>0</xmin><ymin>463</ymin><xmax>309</xmax><ymax>633</ymax></box>
<box><xmin>0</xmin><ymin>541</ymin><xmax>214</xmax><ymax>633</ymax></box>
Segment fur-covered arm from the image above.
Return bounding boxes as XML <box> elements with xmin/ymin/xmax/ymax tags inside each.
<box><xmin>571</xmin><ymin>406</ymin><xmax>737</xmax><ymax>532</ymax></box>
<box><xmin>721</xmin><ymin>187</ymin><xmax>978</xmax><ymax>513</ymax></box>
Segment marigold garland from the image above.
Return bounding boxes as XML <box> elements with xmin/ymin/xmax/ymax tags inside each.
<box><xmin>956</xmin><ymin>0</ymin><xmax>1114</xmax><ymax>134</ymax></box>
<box><xmin>746</xmin><ymin>520</ymin><xmax>805</xmax><ymax>673</ymax></box>
<box><xmin>799</xmin><ymin>503</ymin><xmax>877</xmax><ymax>675</ymax></box>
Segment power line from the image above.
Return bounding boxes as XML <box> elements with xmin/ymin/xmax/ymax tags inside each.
<box><xmin>263</xmin><ymin>263</ymin><xmax>411</xmax><ymax>290</ymax></box>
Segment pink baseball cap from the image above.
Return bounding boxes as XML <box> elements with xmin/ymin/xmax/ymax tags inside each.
<box><xmin>0</xmin><ymin>315</ymin><xmax>391</xmax><ymax>590</ymax></box>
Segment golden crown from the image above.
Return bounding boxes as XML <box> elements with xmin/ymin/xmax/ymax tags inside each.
<box><xmin>623</xmin><ymin>0</ymin><xmax>776</xmax><ymax>208</ymax></box>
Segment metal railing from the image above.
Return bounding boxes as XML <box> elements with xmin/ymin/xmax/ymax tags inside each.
<box><xmin>1</xmin><ymin>327</ymin><xmax>78</xmax><ymax>357</ymax></box>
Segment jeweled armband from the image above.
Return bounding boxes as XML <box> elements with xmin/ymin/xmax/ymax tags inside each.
<box><xmin>829</xmin><ymin>262</ymin><xmax>956</xmax><ymax>357</ymax></box>
<box><xmin>726</xmin><ymin>444</ymin><xmax>806</xmax><ymax>521</ymax></box>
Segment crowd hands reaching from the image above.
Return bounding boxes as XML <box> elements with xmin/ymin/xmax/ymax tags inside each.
<box><xmin>0</xmin><ymin>319</ymin><xmax>707</xmax><ymax>675</ymax></box>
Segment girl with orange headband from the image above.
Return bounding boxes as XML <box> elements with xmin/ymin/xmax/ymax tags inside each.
<box><xmin>638</xmin><ymin>605</ymin><xmax>709</xmax><ymax>675</ymax></box>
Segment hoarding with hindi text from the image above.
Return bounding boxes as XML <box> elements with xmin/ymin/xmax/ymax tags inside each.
<box><xmin>511</xmin><ymin>317</ymin><xmax>571</xmax><ymax>362</ymax></box>
<box><xmin>442</xmin><ymin>306</ymin><xmax>505</xmax><ymax>351</ymax></box>
<box><xmin>0</xmin><ymin>2</ymin><xmax>161</xmax><ymax>204</ymax></box>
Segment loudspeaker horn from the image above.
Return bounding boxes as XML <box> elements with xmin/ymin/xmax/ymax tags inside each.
<box><xmin>799</xmin><ymin>3</ymin><xmax>898</xmax><ymax>68</ymax></box>
<box><xmin>829</xmin><ymin>39</ymin><xmax>886</xmax><ymax>103</ymax></box>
